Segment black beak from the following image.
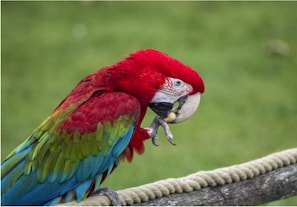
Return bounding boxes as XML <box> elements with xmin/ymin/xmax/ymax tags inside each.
<box><xmin>149</xmin><ymin>95</ymin><xmax>188</xmax><ymax>119</ymax></box>
<box><xmin>175</xmin><ymin>95</ymin><xmax>187</xmax><ymax>111</ymax></box>
<box><xmin>149</xmin><ymin>102</ymin><xmax>173</xmax><ymax>119</ymax></box>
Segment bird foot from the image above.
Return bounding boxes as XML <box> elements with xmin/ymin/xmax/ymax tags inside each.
<box><xmin>145</xmin><ymin>116</ymin><xmax>176</xmax><ymax>146</ymax></box>
<box><xmin>91</xmin><ymin>187</ymin><xmax>121</xmax><ymax>206</ymax></box>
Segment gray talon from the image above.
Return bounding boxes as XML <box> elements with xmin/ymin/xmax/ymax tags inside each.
<box><xmin>147</xmin><ymin>116</ymin><xmax>176</xmax><ymax>146</ymax></box>
<box><xmin>152</xmin><ymin>135</ymin><xmax>159</xmax><ymax>146</ymax></box>
<box><xmin>158</xmin><ymin>118</ymin><xmax>176</xmax><ymax>146</ymax></box>
<box><xmin>167</xmin><ymin>135</ymin><xmax>176</xmax><ymax>146</ymax></box>
<box><xmin>91</xmin><ymin>187</ymin><xmax>121</xmax><ymax>206</ymax></box>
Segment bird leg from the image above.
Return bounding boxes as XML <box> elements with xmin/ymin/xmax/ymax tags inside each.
<box><xmin>90</xmin><ymin>187</ymin><xmax>121</xmax><ymax>206</ymax></box>
<box><xmin>146</xmin><ymin>116</ymin><xmax>176</xmax><ymax>146</ymax></box>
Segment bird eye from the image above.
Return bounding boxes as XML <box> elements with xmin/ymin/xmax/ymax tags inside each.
<box><xmin>174</xmin><ymin>79</ymin><xmax>183</xmax><ymax>87</ymax></box>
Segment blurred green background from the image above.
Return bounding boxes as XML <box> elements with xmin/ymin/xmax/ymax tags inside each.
<box><xmin>2</xmin><ymin>1</ymin><xmax>297</xmax><ymax>205</ymax></box>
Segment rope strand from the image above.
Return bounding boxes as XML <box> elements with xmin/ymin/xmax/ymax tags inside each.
<box><xmin>60</xmin><ymin>148</ymin><xmax>297</xmax><ymax>206</ymax></box>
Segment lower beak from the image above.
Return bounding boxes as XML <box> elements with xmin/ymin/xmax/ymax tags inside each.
<box><xmin>149</xmin><ymin>102</ymin><xmax>173</xmax><ymax>119</ymax></box>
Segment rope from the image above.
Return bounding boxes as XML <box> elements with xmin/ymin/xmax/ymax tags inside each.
<box><xmin>62</xmin><ymin>148</ymin><xmax>297</xmax><ymax>206</ymax></box>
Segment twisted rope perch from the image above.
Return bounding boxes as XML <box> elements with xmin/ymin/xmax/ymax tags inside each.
<box><xmin>62</xmin><ymin>148</ymin><xmax>297</xmax><ymax>206</ymax></box>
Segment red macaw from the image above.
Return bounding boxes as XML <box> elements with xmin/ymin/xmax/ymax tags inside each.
<box><xmin>1</xmin><ymin>49</ymin><xmax>205</xmax><ymax>205</ymax></box>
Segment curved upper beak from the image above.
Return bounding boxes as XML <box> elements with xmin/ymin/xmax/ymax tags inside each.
<box><xmin>149</xmin><ymin>92</ymin><xmax>201</xmax><ymax>123</ymax></box>
<box><xmin>174</xmin><ymin>92</ymin><xmax>201</xmax><ymax>123</ymax></box>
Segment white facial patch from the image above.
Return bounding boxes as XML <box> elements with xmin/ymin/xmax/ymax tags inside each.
<box><xmin>151</xmin><ymin>77</ymin><xmax>193</xmax><ymax>104</ymax></box>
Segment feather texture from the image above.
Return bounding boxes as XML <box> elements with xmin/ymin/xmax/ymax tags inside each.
<box><xmin>1</xmin><ymin>92</ymin><xmax>140</xmax><ymax>205</ymax></box>
<box><xmin>1</xmin><ymin>48</ymin><xmax>205</xmax><ymax>205</ymax></box>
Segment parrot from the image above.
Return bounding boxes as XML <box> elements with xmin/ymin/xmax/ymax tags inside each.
<box><xmin>1</xmin><ymin>49</ymin><xmax>205</xmax><ymax>205</ymax></box>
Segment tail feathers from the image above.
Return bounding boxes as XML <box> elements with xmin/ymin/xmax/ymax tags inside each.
<box><xmin>1</xmin><ymin>159</ymin><xmax>116</xmax><ymax>205</ymax></box>
<box><xmin>44</xmin><ymin>174</ymin><xmax>104</xmax><ymax>205</ymax></box>
<box><xmin>2</xmin><ymin>168</ymin><xmax>77</xmax><ymax>205</ymax></box>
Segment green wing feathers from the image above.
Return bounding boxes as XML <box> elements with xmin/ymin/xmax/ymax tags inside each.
<box><xmin>1</xmin><ymin>91</ymin><xmax>141</xmax><ymax>205</ymax></box>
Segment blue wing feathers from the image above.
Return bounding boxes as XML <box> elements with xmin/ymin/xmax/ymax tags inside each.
<box><xmin>94</xmin><ymin>174</ymin><xmax>103</xmax><ymax>191</ymax></box>
<box><xmin>1</xmin><ymin>92</ymin><xmax>141</xmax><ymax>205</ymax></box>
<box><xmin>75</xmin><ymin>180</ymin><xmax>93</xmax><ymax>201</ymax></box>
<box><xmin>112</xmin><ymin>126</ymin><xmax>134</xmax><ymax>158</ymax></box>
<box><xmin>64</xmin><ymin>190</ymin><xmax>75</xmax><ymax>203</ymax></box>
<box><xmin>1</xmin><ymin>124</ymin><xmax>136</xmax><ymax>205</ymax></box>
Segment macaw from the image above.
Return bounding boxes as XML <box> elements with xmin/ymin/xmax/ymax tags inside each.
<box><xmin>1</xmin><ymin>49</ymin><xmax>205</xmax><ymax>205</ymax></box>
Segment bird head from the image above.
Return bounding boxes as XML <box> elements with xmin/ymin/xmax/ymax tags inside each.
<box><xmin>149</xmin><ymin>78</ymin><xmax>202</xmax><ymax>123</ymax></box>
<box><xmin>113</xmin><ymin>49</ymin><xmax>205</xmax><ymax>124</ymax></box>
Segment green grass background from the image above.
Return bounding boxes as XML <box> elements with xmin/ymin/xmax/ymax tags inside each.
<box><xmin>2</xmin><ymin>2</ymin><xmax>297</xmax><ymax>205</ymax></box>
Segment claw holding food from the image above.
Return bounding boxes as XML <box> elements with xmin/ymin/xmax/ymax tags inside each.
<box><xmin>158</xmin><ymin>118</ymin><xmax>176</xmax><ymax>145</ymax></box>
<box><xmin>147</xmin><ymin>82</ymin><xmax>202</xmax><ymax>146</ymax></box>
<box><xmin>146</xmin><ymin>115</ymin><xmax>176</xmax><ymax>146</ymax></box>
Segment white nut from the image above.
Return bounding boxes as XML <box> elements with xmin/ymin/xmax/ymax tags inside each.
<box><xmin>163</xmin><ymin>111</ymin><xmax>177</xmax><ymax>123</ymax></box>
